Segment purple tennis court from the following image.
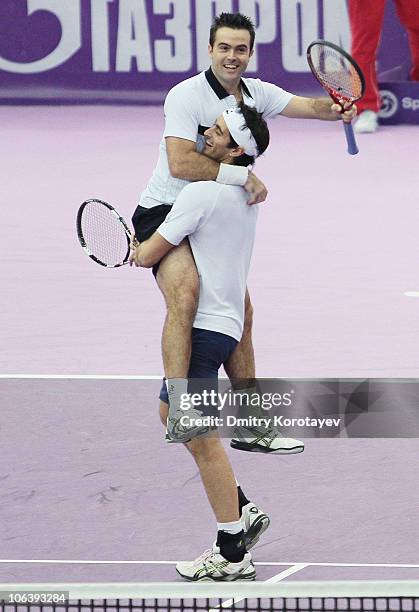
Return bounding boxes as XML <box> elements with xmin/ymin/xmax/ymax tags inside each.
<box><xmin>1</xmin><ymin>100</ymin><xmax>419</xmax><ymax>610</ymax></box>
<box><xmin>1</xmin><ymin>106</ymin><xmax>419</xmax><ymax>377</ymax></box>
<box><xmin>1</xmin><ymin>377</ymin><xmax>418</xmax><ymax>583</ymax></box>
<box><xmin>1</xmin><ymin>1</ymin><xmax>419</xmax><ymax>608</ymax></box>
<box><xmin>1</xmin><ymin>95</ymin><xmax>419</xmax><ymax>608</ymax></box>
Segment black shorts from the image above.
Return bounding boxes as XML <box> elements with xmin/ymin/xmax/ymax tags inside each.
<box><xmin>132</xmin><ymin>204</ymin><xmax>172</xmax><ymax>276</ymax></box>
<box><xmin>159</xmin><ymin>328</ymin><xmax>238</xmax><ymax>405</ymax></box>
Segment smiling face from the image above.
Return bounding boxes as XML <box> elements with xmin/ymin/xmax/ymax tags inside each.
<box><xmin>203</xmin><ymin>115</ymin><xmax>243</xmax><ymax>163</ymax></box>
<box><xmin>208</xmin><ymin>27</ymin><xmax>253</xmax><ymax>91</ymax></box>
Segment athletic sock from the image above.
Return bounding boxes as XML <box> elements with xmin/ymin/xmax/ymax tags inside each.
<box><xmin>216</xmin><ymin>519</ymin><xmax>243</xmax><ymax>535</ymax></box>
<box><xmin>237</xmin><ymin>485</ymin><xmax>251</xmax><ymax>514</ymax></box>
<box><xmin>233</xmin><ymin>385</ymin><xmax>266</xmax><ymax>420</ymax></box>
<box><xmin>216</xmin><ymin>529</ymin><xmax>246</xmax><ymax>563</ymax></box>
<box><xmin>166</xmin><ymin>378</ymin><xmax>188</xmax><ymax>412</ymax></box>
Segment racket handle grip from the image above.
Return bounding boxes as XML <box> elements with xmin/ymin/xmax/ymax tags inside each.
<box><xmin>343</xmin><ymin>121</ymin><xmax>359</xmax><ymax>155</ymax></box>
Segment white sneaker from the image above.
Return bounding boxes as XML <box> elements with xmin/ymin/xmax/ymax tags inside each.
<box><xmin>242</xmin><ymin>503</ymin><xmax>270</xmax><ymax>550</ymax></box>
<box><xmin>231</xmin><ymin>425</ymin><xmax>304</xmax><ymax>455</ymax></box>
<box><xmin>176</xmin><ymin>545</ymin><xmax>256</xmax><ymax>582</ymax></box>
<box><xmin>354</xmin><ymin>110</ymin><xmax>378</xmax><ymax>133</ymax></box>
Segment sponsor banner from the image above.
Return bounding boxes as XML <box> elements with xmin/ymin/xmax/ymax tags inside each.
<box><xmin>0</xmin><ymin>0</ymin><xmax>412</xmax><ymax>104</ymax></box>
<box><xmin>379</xmin><ymin>82</ymin><xmax>419</xmax><ymax>125</ymax></box>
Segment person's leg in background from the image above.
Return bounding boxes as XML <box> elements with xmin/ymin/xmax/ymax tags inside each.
<box><xmin>348</xmin><ymin>0</ymin><xmax>386</xmax><ymax>132</ymax></box>
<box><xmin>395</xmin><ymin>0</ymin><xmax>419</xmax><ymax>80</ymax></box>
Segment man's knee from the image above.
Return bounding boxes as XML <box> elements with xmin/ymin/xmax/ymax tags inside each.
<box><xmin>170</xmin><ymin>283</ymin><xmax>199</xmax><ymax>314</ymax></box>
<box><xmin>157</xmin><ymin>244</ymin><xmax>199</xmax><ymax>315</ymax></box>
<box><xmin>187</xmin><ymin>437</ymin><xmax>222</xmax><ymax>462</ymax></box>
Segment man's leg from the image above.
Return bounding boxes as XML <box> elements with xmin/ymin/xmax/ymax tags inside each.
<box><xmin>159</xmin><ymin>403</ymin><xmax>238</xmax><ymax>521</ymax></box>
<box><xmin>177</xmin><ymin>436</ymin><xmax>255</xmax><ymax>580</ymax></box>
<box><xmin>156</xmin><ymin>241</ymin><xmax>199</xmax><ymax>378</ymax></box>
<box><xmin>160</xmin><ymin>328</ymin><xmax>269</xmax><ymax>580</ymax></box>
<box><xmin>224</xmin><ymin>289</ymin><xmax>255</xmax><ymax>381</ymax></box>
<box><xmin>187</xmin><ymin>436</ymin><xmax>239</xmax><ymax>523</ymax></box>
<box><xmin>159</xmin><ymin>400</ymin><xmax>248</xmax><ymax>519</ymax></box>
<box><xmin>156</xmin><ymin>241</ymin><xmax>199</xmax><ymax>416</ymax></box>
<box><xmin>158</xmin><ymin>321</ymin><xmax>270</xmax><ymax>554</ymax></box>
<box><xmin>186</xmin><ymin>435</ymin><xmax>274</xmax><ymax>567</ymax></box>
<box><xmin>224</xmin><ymin>291</ymin><xmax>305</xmax><ymax>455</ymax></box>
<box><xmin>159</xmin><ymin>400</ymin><xmax>253</xmax><ymax>575</ymax></box>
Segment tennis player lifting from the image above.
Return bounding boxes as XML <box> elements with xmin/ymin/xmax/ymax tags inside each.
<box><xmin>131</xmin><ymin>103</ymin><xmax>273</xmax><ymax>581</ymax></box>
<box><xmin>131</xmin><ymin>13</ymin><xmax>357</xmax><ymax>455</ymax></box>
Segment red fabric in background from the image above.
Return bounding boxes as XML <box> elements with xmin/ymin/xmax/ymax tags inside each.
<box><xmin>349</xmin><ymin>0</ymin><xmax>419</xmax><ymax>112</ymax></box>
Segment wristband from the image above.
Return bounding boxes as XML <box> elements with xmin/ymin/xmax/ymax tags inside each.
<box><xmin>216</xmin><ymin>163</ymin><xmax>248</xmax><ymax>186</ymax></box>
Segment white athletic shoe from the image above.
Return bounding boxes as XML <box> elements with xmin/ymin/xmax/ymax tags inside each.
<box><xmin>242</xmin><ymin>503</ymin><xmax>270</xmax><ymax>550</ymax></box>
<box><xmin>176</xmin><ymin>545</ymin><xmax>256</xmax><ymax>582</ymax></box>
<box><xmin>354</xmin><ymin>110</ymin><xmax>378</xmax><ymax>133</ymax></box>
<box><xmin>231</xmin><ymin>424</ymin><xmax>304</xmax><ymax>455</ymax></box>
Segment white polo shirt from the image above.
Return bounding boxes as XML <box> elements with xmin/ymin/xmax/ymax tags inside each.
<box><xmin>139</xmin><ymin>68</ymin><xmax>293</xmax><ymax>208</ymax></box>
<box><xmin>157</xmin><ymin>180</ymin><xmax>258</xmax><ymax>342</ymax></box>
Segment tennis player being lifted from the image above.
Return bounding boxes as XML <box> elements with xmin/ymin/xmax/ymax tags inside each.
<box><xmin>131</xmin><ymin>12</ymin><xmax>356</xmax><ymax>455</ymax></box>
<box><xmin>131</xmin><ymin>103</ymin><xmax>273</xmax><ymax>581</ymax></box>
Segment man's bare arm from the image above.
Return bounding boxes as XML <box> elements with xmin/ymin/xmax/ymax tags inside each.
<box><xmin>166</xmin><ymin>137</ymin><xmax>267</xmax><ymax>205</ymax></box>
<box><xmin>281</xmin><ymin>96</ymin><xmax>357</xmax><ymax>122</ymax></box>
<box><xmin>129</xmin><ymin>233</ymin><xmax>174</xmax><ymax>268</ymax></box>
<box><xmin>166</xmin><ymin>137</ymin><xmax>220</xmax><ymax>180</ymax></box>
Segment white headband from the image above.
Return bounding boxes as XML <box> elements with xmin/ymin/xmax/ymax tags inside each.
<box><xmin>222</xmin><ymin>107</ymin><xmax>258</xmax><ymax>157</ymax></box>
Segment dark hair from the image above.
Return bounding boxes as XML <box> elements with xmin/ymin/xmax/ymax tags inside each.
<box><xmin>209</xmin><ymin>13</ymin><xmax>256</xmax><ymax>51</ymax></box>
<box><xmin>228</xmin><ymin>103</ymin><xmax>270</xmax><ymax>167</ymax></box>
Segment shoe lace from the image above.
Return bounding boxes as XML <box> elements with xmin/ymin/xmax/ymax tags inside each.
<box><xmin>266</xmin><ymin>426</ymin><xmax>282</xmax><ymax>441</ymax></box>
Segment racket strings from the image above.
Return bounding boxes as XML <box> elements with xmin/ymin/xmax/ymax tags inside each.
<box><xmin>310</xmin><ymin>45</ymin><xmax>363</xmax><ymax>101</ymax></box>
<box><xmin>81</xmin><ymin>202</ymin><xmax>129</xmax><ymax>266</ymax></box>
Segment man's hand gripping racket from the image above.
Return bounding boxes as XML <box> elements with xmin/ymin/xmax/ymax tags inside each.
<box><xmin>76</xmin><ymin>198</ymin><xmax>137</xmax><ymax>268</ymax></box>
<box><xmin>307</xmin><ymin>40</ymin><xmax>365</xmax><ymax>155</ymax></box>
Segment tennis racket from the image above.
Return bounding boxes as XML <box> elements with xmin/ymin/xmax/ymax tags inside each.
<box><xmin>307</xmin><ymin>40</ymin><xmax>365</xmax><ymax>155</ymax></box>
<box><xmin>76</xmin><ymin>198</ymin><xmax>132</xmax><ymax>267</ymax></box>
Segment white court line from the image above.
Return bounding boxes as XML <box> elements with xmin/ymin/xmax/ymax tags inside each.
<box><xmin>0</xmin><ymin>374</ymin><xmax>163</xmax><ymax>380</ymax></box>
<box><xmin>212</xmin><ymin>563</ymin><xmax>308</xmax><ymax>610</ymax></box>
<box><xmin>404</xmin><ymin>291</ymin><xmax>419</xmax><ymax>297</ymax></box>
<box><xmin>1</xmin><ymin>560</ymin><xmax>418</xmax><ymax>568</ymax></box>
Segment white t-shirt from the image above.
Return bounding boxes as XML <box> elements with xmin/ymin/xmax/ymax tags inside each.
<box><xmin>139</xmin><ymin>69</ymin><xmax>293</xmax><ymax>208</ymax></box>
<box><xmin>157</xmin><ymin>181</ymin><xmax>258</xmax><ymax>342</ymax></box>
